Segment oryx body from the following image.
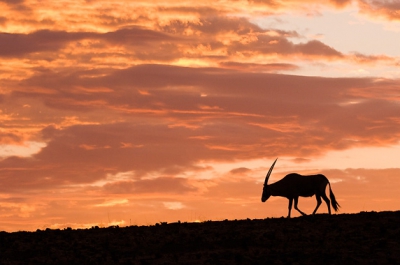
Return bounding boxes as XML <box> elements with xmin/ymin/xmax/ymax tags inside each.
<box><xmin>261</xmin><ymin>158</ymin><xmax>340</xmax><ymax>218</ymax></box>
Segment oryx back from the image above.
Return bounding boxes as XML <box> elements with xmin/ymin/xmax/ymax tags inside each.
<box><xmin>269</xmin><ymin>173</ymin><xmax>329</xmax><ymax>198</ymax></box>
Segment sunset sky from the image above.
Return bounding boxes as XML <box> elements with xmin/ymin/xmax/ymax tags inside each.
<box><xmin>1</xmin><ymin>0</ymin><xmax>400</xmax><ymax>232</ymax></box>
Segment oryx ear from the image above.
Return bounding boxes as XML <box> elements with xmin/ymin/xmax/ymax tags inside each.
<box><xmin>264</xmin><ymin>158</ymin><xmax>278</xmax><ymax>185</ymax></box>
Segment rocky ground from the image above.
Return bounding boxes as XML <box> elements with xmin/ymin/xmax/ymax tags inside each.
<box><xmin>0</xmin><ymin>211</ymin><xmax>399</xmax><ymax>264</ymax></box>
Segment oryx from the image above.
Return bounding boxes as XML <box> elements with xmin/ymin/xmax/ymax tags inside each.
<box><xmin>261</xmin><ymin>158</ymin><xmax>340</xmax><ymax>218</ymax></box>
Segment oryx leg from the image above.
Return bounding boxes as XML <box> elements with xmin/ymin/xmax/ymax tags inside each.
<box><xmin>312</xmin><ymin>195</ymin><xmax>322</xmax><ymax>214</ymax></box>
<box><xmin>287</xmin><ymin>198</ymin><xmax>293</xmax><ymax>218</ymax></box>
<box><xmin>294</xmin><ymin>197</ymin><xmax>306</xmax><ymax>216</ymax></box>
<box><xmin>321</xmin><ymin>193</ymin><xmax>331</xmax><ymax>215</ymax></box>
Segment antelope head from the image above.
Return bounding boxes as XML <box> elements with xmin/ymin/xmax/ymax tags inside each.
<box><xmin>261</xmin><ymin>158</ymin><xmax>277</xmax><ymax>202</ymax></box>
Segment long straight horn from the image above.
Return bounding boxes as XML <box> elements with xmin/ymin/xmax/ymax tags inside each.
<box><xmin>264</xmin><ymin>158</ymin><xmax>278</xmax><ymax>185</ymax></box>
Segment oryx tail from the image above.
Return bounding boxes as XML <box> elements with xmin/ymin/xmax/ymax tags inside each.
<box><xmin>328</xmin><ymin>182</ymin><xmax>340</xmax><ymax>212</ymax></box>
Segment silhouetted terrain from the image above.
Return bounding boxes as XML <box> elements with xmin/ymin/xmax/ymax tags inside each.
<box><xmin>1</xmin><ymin>211</ymin><xmax>399</xmax><ymax>264</ymax></box>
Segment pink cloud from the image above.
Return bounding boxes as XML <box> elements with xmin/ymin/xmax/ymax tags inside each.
<box><xmin>0</xmin><ymin>27</ymin><xmax>178</xmax><ymax>58</ymax></box>
<box><xmin>1</xmin><ymin>63</ymin><xmax>399</xmax><ymax>200</ymax></box>
<box><xmin>0</xmin><ymin>30</ymin><xmax>93</xmax><ymax>57</ymax></box>
<box><xmin>358</xmin><ymin>0</ymin><xmax>400</xmax><ymax>20</ymax></box>
<box><xmin>219</xmin><ymin>62</ymin><xmax>299</xmax><ymax>72</ymax></box>
<box><xmin>0</xmin><ymin>0</ymin><xmax>24</xmax><ymax>4</ymax></box>
<box><xmin>103</xmin><ymin>177</ymin><xmax>197</xmax><ymax>194</ymax></box>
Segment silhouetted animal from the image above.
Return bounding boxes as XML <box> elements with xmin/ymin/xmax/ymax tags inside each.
<box><xmin>261</xmin><ymin>158</ymin><xmax>340</xmax><ymax>218</ymax></box>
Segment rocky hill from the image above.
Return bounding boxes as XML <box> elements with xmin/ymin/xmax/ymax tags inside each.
<box><xmin>1</xmin><ymin>211</ymin><xmax>399</xmax><ymax>264</ymax></box>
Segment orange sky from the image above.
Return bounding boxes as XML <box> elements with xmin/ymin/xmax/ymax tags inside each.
<box><xmin>1</xmin><ymin>0</ymin><xmax>400</xmax><ymax>231</ymax></box>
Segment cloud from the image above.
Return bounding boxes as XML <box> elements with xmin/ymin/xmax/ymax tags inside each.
<box><xmin>248</xmin><ymin>0</ymin><xmax>353</xmax><ymax>10</ymax></box>
<box><xmin>350</xmin><ymin>53</ymin><xmax>395</xmax><ymax>64</ymax></box>
<box><xmin>0</xmin><ymin>131</ymin><xmax>22</xmax><ymax>145</ymax></box>
<box><xmin>157</xmin><ymin>6</ymin><xmax>222</xmax><ymax>17</ymax></box>
<box><xmin>0</xmin><ymin>0</ymin><xmax>24</xmax><ymax>4</ymax></box>
<box><xmin>103</xmin><ymin>177</ymin><xmax>198</xmax><ymax>194</ymax></box>
<box><xmin>94</xmin><ymin>199</ymin><xmax>129</xmax><ymax>207</ymax></box>
<box><xmin>358</xmin><ymin>0</ymin><xmax>400</xmax><ymax>21</ymax></box>
<box><xmin>163</xmin><ymin>201</ymin><xmax>186</xmax><ymax>210</ymax></box>
<box><xmin>1</xmin><ymin>63</ymin><xmax>399</xmax><ymax>197</ymax></box>
<box><xmin>247</xmin><ymin>0</ymin><xmax>400</xmax><ymax>22</ymax></box>
<box><xmin>204</xmin><ymin>176</ymin><xmax>261</xmax><ymax>199</ymax></box>
<box><xmin>0</xmin><ymin>27</ymin><xmax>179</xmax><ymax>58</ymax></box>
<box><xmin>0</xmin><ymin>30</ymin><xmax>93</xmax><ymax>57</ymax></box>
<box><xmin>0</xmin><ymin>122</ymin><xmax>213</xmax><ymax>191</ymax></box>
<box><xmin>103</xmin><ymin>26</ymin><xmax>179</xmax><ymax>45</ymax></box>
<box><xmin>0</xmin><ymin>14</ymin><xmax>349</xmax><ymax>65</ymax></box>
<box><xmin>229</xmin><ymin>36</ymin><xmax>343</xmax><ymax>58</ymax></box>
<box><xmin>230</xmin><ymin>167</ymin><xmax>252</xmax><ymax>175</ymax></box>
<box><xmin>160</xmin><ymin>15</ymin><xmax>265</xmax><ymax>35</ymax></box>
<box><xmin>322</xmin><ymin>168</ymin><xmax>400</xmax><ymax>209</ymax></box>
<box><xmin>295</xmin><ymin>40</ymin><xmax>343</xmax><ymax>57</ymax></box>
<box><xmin>0</xmin><ymin>16</ymin><xmax>7</xmax><ymax>26</ymax></box>
<box><xmin>329</xmin><ymin>0</ymin><xmax>353</xmax><ymax>7</ymax></box>
<box><xmin>219</xmin><ymin>62</ymin><xmax>299</xmax><ymax>72</ymax></box>
<box><xmin>11</xmin><ymin>64</ymin><xmax>400</xmax><ymax>152</ymax></box>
